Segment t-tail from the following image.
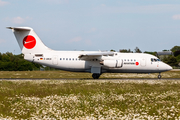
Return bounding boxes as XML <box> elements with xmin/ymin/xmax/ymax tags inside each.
<box><xmin>7</xmin><ymin>27</ymin><xmax>52</xmax><ymax>61</ymax></box>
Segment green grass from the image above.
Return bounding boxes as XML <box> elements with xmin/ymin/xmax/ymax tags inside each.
<box><xmin>0</xmin><ymin>70</ymin><xmax>179</xmax><ymax>78</ymax></box>
<box><xmin>0</xmin><ymin>80</ymin><xmax>180</xmax><ymax>119</ymax></box>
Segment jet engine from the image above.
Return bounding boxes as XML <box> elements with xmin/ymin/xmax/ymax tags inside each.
<box><xmin>100</xmin><ymin>60</ymin><xmax>123</xmax><ymax>68</ymax></box>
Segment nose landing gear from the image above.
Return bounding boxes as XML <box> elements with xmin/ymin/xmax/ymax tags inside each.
<box><xmin>158</xmin><ymin>73</ymin><xmax>161</xmax><ymax>79</ymax></box>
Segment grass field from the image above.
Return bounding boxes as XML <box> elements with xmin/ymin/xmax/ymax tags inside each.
<box><xmin>0</xmin><ymin>70</ymin><xmax>179</xmax><ymax>79</ymax></box>
<box><xmin>0</xmin><ymin>70</ymin><xmax>180</xmax><ymax>119</ymax></box>
<box><xmin>0</xmin><ymin>79</ymin><xmax>180</xmax><ymax>119</ymax></box>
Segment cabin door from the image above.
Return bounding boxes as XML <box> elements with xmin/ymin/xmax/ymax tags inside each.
<box><xmin>52</xmin><ymin>55</ymin><xmax>58</xmax><ymax>65</ymax></box>
<box><xmin>141</xmin><ymin>58</ymin><xmax>146</xmax><ymax>67</ymax></box>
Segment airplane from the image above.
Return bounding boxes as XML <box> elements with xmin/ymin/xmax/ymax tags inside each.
<box><xmin>7</xmin><ymin>27</ymin><xmax>172</xmax><ymax>79</ymax></box>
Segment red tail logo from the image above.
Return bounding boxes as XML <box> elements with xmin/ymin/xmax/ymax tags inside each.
<box><xmin>23</xmin><ymin>35</ymin><xmax>36</xmax><ymax>49</ymax></box>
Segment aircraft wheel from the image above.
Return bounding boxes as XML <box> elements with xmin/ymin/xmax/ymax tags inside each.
<box><xmin>158</xmin><ymin>74</ymin><xmax>161</xmax><ymax>79</ymax></box>
<box><xmin>92</xmin><ymin>73</ymin><xmax>100</xmax><ymax>79</ymax></box>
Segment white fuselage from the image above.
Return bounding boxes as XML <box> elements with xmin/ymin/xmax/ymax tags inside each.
<box><xmin>8</xmin><ymin>27</ymin><xmax>172</xmax><ymax>79</ymax></box>
<box><xmin>26</xmin><ymin>51</ymin><xmax>172</xmax><ymax>74</ymax></box>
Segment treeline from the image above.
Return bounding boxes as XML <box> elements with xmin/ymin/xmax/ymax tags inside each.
<box><xmin>0</xmin><ymin>52</ymin><xmax>41</xmax><ymax>71</ymax></box>
<box><xmin>162</xmin><ymin>46</ymin><xmax>180</xmax><ymax>66</ymax></box>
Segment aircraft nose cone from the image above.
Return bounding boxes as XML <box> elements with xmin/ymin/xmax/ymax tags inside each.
<box><xmin>167</xmin><ymin>65</ymin><xmax>172</xmax><ymax>71</ymax></box>
<box><xmin>160</xmin><ymin>62</ymin><xmax>172</xmax><ymax>71</ymax></box>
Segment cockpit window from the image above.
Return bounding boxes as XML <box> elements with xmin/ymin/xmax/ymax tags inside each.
<box><xmin>151</xmin><ymin>58</ymin><xmax>160</xmax><ymax>62</ymax></box>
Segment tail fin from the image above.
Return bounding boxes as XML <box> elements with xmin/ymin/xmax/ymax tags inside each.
<box><xmin>7</xmin><ymin>27</ymin><xmax>51</xmax><ymax>54</ymax></box>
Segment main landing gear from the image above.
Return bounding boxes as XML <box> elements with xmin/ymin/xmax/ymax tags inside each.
<box><xmin>92</xmin><ymin>73</ymin><xmax>101</xmax><ymax>79</ymax></box>
<box><xmin>158</xmin><ymin>73</ymin><xmax>161</xmax><ymax>79</ymax></box>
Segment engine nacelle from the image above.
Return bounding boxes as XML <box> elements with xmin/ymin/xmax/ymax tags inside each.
<box><xmin>100</xmin><ymin>60</ymin><xmax>123</xmax><ymax>68</ymax></box>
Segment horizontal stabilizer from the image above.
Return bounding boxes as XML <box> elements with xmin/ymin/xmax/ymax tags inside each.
<box><xmin>7</xmin><ymin>27</ymin><xmax>32</xmax><ymax>31</ymax></box>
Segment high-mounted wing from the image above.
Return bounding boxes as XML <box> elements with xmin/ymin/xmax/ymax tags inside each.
<box><xmin>78</xmin><ymin>52</ymin><xmax>115</xmax><ymax>60</ymax></box>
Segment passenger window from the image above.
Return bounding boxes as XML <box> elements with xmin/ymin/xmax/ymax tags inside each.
<box><xmin>63</xmin><ymin>58</ymin><xmax>65</xmax><ymax>60</ymax></box>
<box><xmin>66</xmin><ymin>58</ymin><xmax>68</xmax><ymax>60</ymax></box>
<box><xmin>69</xmin><ymin>58</ymin><xmax>71</xmax><ymax>60</ymax></box>
<box><xmin>60</xmin><ymin>58</ymin><xmax>62</xmax><ymax>60</ymax></box>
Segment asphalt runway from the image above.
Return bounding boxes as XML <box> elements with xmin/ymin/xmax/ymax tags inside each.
<box><xmin>1</xmin><ymin>78</ymin><xmax>180</xmax><ymax>80</ymax></box>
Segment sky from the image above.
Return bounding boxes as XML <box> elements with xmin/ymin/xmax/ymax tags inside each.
<box><xmin>1</xmin><ymin>0</ymin><xmax>180</xmax><ymax>54</ymax></box>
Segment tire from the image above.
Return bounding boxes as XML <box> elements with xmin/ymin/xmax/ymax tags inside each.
<box><xmin>92</xmin><ymin>73</ymin><xmax>100</xmax><ymax>79</ymax></box>
<box><xmin>158</xmin><ymin>75</ymin><xmax>161</xmax><ymax>79</ymax></box>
